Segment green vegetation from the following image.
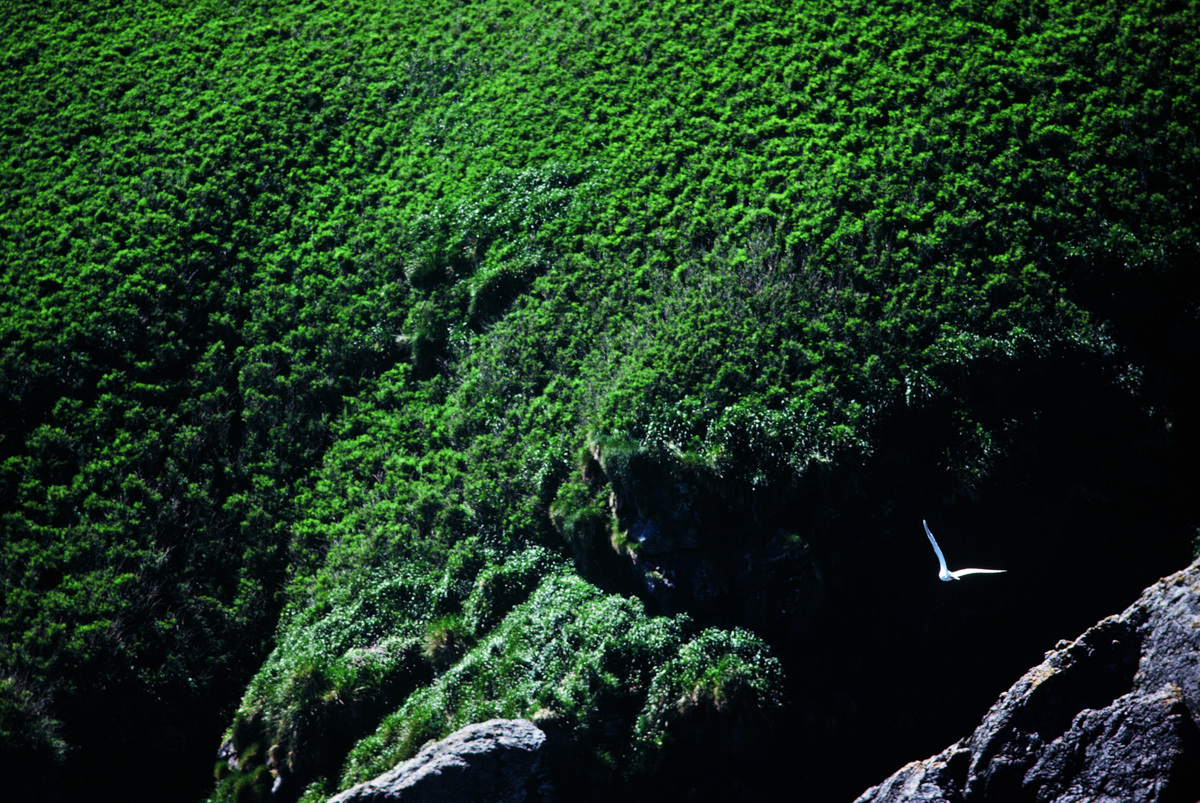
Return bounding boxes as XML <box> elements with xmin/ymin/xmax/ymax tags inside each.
<box><xmin>2</xmin><ymin>0</ymin><xmax>1197</xmax><ymax>800</ymax></box>
<box><xmin>632</xmin><ymin>627</ymin><xmax>786</xmax><ymax>767</ymax></box>
<box><xmin>0</xmin><ymin>675</ymin><xmax>68</xmax><ymax>798</ymax></box>
<box><xmin>338</xmin><ymin>576</ymin><xmax>693</xmax><ymax>786</ymax></box>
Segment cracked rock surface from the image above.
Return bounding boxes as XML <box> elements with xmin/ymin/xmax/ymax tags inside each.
<box><xmin>855</xmin><ymin>561</ymin><xmax>1200</xmax><ymax>803</ymax></box>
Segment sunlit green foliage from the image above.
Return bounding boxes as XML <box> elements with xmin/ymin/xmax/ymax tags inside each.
<box><xmin>2</xmin><ymin>0</ymin><xmax>1197</xmax><ymax>799</ymax></box>
<box><xmin>335</xmin><ymin>575</ymin><xmax>774</xmax><ymax>789</ymax></box>
<box><xmin>633</xmin><ymin>628</ymin><xmax>786</xmax><ymax>771</ymax></box>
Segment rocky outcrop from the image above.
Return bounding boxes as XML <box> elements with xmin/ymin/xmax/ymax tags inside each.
<box><xmin>328</xmin><ymin>719</ymin><xmax>551</xmax><ymax>803</ymax></box>
<box><xmin>578</xmin><ymin>440</ymin><xmax>810</xmax><ymax>626</ymax></box>
<box><xmin>855</xmin><ymin>561</ymin><xmax>1200</xmax><ymax>803</ymax></box>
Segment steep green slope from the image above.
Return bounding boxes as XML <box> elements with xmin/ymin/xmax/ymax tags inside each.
<box><xmin>2</xmin><ymin>0</ymin><xmax>1197</xmax><ymax>800</ymax></box>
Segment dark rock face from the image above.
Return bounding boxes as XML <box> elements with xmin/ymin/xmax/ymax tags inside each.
<box><xmin>588</xmin><ymin>442</ymin><xmax>809</xmax><ymax>626</ymax></box>
<box><xmin>855</xmin><ymin>561</ymin><xmax>1200</xmax><ymax>803</ymax></box>
<box><xmin>328</xmin><ymin>719</ymin><xmax>551</xmax><ymax>803</ymax></box>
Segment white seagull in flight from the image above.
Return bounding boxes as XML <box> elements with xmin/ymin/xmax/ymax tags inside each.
<box><xmin>924</xmin><ymin>520</ymin><xmax>1006</xmax><ymax>581</ymax></box>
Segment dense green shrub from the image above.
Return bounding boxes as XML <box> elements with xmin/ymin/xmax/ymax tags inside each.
<box><xmin>632</xmin><ymin>628</ymin><xmax>786</xmax><ymax>764</ymax></box>
<box><xmin>214</xmin><ymin>568</ymin><xmax>439</xmax><ymax>797</ymax></box>
<box><xmin>463</xmin><ymin>546</ymin><xmax>560</xmax><ymax>632</ymax></box>
<box><xmin>338</xmin><ymin>574</ymin><xmax>769</xmax><ymax>790</ymax></box>
<box><xmin>421</xmin><ymin>614</ymin><xmax>472</xmax><ymax>671</ymax></box>
<box><xmin>335</xmin><ymin>576</ymin><xmax>787</xmax><ymax>796</ymax></box>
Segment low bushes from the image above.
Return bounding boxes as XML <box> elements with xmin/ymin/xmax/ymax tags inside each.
<box><xmin>337</xmin><ymin>575</ymin><xmax>785</xmax><ymax>798</ymax></box>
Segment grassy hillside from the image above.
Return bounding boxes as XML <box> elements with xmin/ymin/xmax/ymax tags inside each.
<box><xmin>2</xmin><ymin>0</ymin><xmax>1198</xmax><ymax>800</ymax></box>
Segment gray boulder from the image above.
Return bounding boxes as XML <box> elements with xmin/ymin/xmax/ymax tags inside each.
<box><xmin>856</xmin><ymin>561</ymin><xmax>1200</xmax><ymax>803</ymax></box>
<box><xmin>328</xmin><ymin>719</ymin><xmax>552</xmax><ymax>803</ymax></box>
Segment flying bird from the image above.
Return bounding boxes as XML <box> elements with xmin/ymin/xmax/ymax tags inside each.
<box><xmin>924</xmin><ymin>520</ymin><xmax>1006</xmax><ymax>582</ymax></box>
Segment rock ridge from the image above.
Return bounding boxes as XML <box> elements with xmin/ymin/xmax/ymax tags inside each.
<box><xmin>328</xmin><ymin>718</ymin><xmax>551</xmax><ymax>803</ymax></box>
<box><xmin>855</xmin><ymin>560</ymin><xmax>1200</xmax><ymax>803</ymax></box>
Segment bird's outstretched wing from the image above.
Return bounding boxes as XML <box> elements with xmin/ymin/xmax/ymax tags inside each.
<box><xmin>924</xmin><ymin>520</ymin><xmax>1005</xmax><ymax>581</ymax></box>
<box><xmin>949</xmin><ymin>568</ymin><xmax>1007</xmax><ymax>578</ymax></box>
<box><xmin>923</xmin><ymin>520</ymin><xmax>949</xmax><ymax>575</ymax></box>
